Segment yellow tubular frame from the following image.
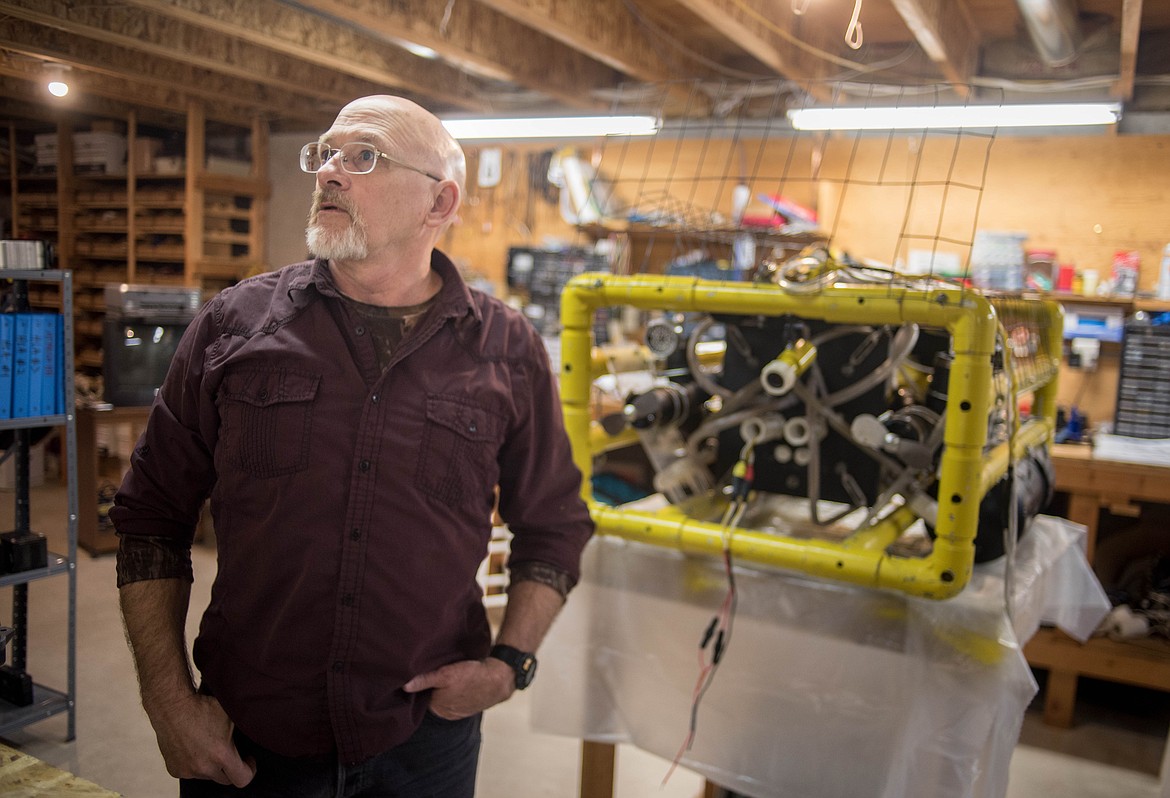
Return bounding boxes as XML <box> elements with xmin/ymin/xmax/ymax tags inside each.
<box><xmin>560</xmin><ymin>274</ymin><xmax>1062</xmax><ymax>599</ymax></box>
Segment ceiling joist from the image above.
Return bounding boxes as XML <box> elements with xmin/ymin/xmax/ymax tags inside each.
<box><xmin>889</xmin><ymin>0</ymin><xmax>978</xmax><ymax>96</ymax></box>
<box><xmin>288</xmin><ymin>0</ymin><xmax>623</xmax><ymax>110</ymax></box>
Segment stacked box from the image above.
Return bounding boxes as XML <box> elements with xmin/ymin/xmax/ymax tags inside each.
<box><xmin>1114</xmin><ymin>318</ymin><xmax>1170</xmax><ymax>438</ymax></box>
<box><xmin>31</xmin><ymin>132</ymin><xmax>127</xmax><ymax>174</ymax></box>
<box><xmin>969</xmin><ymin>230</ymin><xmax>1028</xmax><ymax>292</ymax></box>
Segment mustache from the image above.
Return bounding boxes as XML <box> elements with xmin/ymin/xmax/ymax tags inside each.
<box><xmin>311</xmin><ymin>189</ymin><xmax>357</xmax><ymax>218</ymax></box>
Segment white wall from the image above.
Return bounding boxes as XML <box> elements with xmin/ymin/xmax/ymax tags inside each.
<box><xmin>267</xmin><ymin>131</ymin><xmax>318</xmax><ymax>271</ymax></box>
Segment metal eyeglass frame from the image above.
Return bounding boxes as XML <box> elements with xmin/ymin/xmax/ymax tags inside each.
<box><xmin>300</xmin><ymin>141</ymin><xmax>442</xmax><ymax>181</ymax></box>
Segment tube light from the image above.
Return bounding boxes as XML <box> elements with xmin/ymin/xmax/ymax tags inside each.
<box><xmin>787</xmin><ymin>103</ymin><xmax>1122</xmax><ymax>131</ymax></box>
<box><xmin>441</xmin><ymin>115</ymin><xmax>659</xmax><ymax>140</ymax></box>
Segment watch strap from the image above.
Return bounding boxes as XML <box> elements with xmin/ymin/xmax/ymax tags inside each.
<box><xmin>489</xmin><ymin>644</ymin><xmax>537</xmax><ymax>690</ymax></box>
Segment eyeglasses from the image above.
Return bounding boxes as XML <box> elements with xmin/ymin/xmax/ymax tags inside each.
<box><xmin>299</xmin><ymin>141</ymin><xmax>442</xmax><ymax>181</ymax></box>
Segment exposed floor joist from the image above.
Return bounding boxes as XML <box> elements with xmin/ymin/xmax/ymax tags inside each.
<box><xmin>1115</xmin><ymin>0</ymin><xmax>1143</xmax><ymax>100</ymax></box>
<box><xmin>114</xmin><ymin>0</ymin><xmax>497</xmax><ymax>111</ymax></box>
<box><xmin>889</xmin><ymin>0</ymin><xmax>978</xmax><ymax>96</ymax></box>
<box><xmin>0</xmin><ymin>17</ymin><xmax>332</xmax><ymax>129</ymax></box>
<box><xmin>288</xmin><ymin>0</ymin><xmax>622</xmax><ymax>110</ymax></box>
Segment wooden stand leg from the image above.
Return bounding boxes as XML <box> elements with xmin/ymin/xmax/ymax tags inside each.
<box><xmin>1065</xmin><ymin>493</ymin><xmax>1100</xmax><ymax>562</ymax></box>
<box><xmin>580</xmin><ymin>741</ymin><xmax>616</xmax><ymax>798</ymax></box>
<box><xmin>1043</xmin><ymin>669</ymin><xmax>1078</xmax><ymax>728</ymax></box>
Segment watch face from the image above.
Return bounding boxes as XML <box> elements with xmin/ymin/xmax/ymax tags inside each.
<box><xmin>516</xmin><ymin>654</ymin><xmax>537</xmax><ymax>689</ymax></box>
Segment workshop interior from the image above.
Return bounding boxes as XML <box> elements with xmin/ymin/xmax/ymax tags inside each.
<box><xmin>4</xmin><ymin>1</ymin><xmax>1170</xmax><ymax>796</ymax></box>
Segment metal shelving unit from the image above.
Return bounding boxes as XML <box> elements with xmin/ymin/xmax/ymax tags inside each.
<box><xmin>0</xmin><ymin>268</ymin><xmax>77</xmax><ymax>741</ymax></box>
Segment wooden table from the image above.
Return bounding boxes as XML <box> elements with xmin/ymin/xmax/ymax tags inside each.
<box><xmin>75</xmin><ymin>404</ymin><xmax>151</xmax><ymax>556</ymax></box>
<box><xmin>1024</xmin><ymin>444</ymin><xmax>1170</xmax><ymax>727</ymax></box>
<box><xmin>0</xmin><ymin>743</ymin><xmax>120</xmax><ymax>796</ymax></box>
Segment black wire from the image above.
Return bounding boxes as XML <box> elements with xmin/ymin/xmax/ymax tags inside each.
<box><xmin>685</xmin><ymin>526</ymin><xmax>740</xmax><ymax>751</ymax></box>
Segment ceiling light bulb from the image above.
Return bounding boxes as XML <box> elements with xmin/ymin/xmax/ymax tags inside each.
<box><xmin>44</xmin><ymin>63</ymin><xmax>71</xmax><ymax>98</ymax></box>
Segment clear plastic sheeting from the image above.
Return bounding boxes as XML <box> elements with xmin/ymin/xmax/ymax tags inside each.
<box><xmin>532</xmin><ymin>515</ymin><xmax>1109</xmax><ymax>798</ymax></box>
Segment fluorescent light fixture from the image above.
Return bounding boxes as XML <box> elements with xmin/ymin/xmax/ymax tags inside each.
<box><xmin>401</xmin><ymin>41</ymin><xmax>439</xmax><ymax>59</ymax></box>
<box><xmin>787</xmin><ymin>102</ymin><xmax>1122</xmax><ymax>131</ymax></box>
<box><xmin>441</xmin><ymin>115</ymin><xmax>658</xmax><ymax>140</ymax></box>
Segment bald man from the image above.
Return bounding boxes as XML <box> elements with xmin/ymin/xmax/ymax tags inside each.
<box><xmin>115</xmin><ymin>96</ymin><xmax>593</xmax><ymax>797</ymax></box>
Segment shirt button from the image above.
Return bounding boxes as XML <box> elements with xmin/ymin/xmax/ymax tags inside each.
<box><xmin>468</xmin><ymin>422</ymin><xmax>477</xmax><ymax>433</ymax></box>
<box><xmin>341</xmin><ymin>593</ymin><xmax>354</xmax><ymax>607</ymax></box>
<box><xmin>258</xmin><ymin>389</ymin><xmax>268</xmax><ymax>401</ymax></box>
<box><xmin>355</xmin><ymin>325</ymin><xmax>366</xmax><ymax>335</ymax></box>
<box><xmin>350</xmin><ymin>527</ymin><xmax>361</xmax><ymax>541</ymax></box>
<box><xmin>359</xmin><ymin>459</ymin><xmax>371</xmax><ymax>473</ymax></box>
<box><xmin>371</xmin><ymin>394</ymin><xmax>379</xmax><ymax>404</ymax></box>
<box><xmin>332</xmin><ymin>661</ymin><xmax>344</xmax><ymax>673</ymax></box>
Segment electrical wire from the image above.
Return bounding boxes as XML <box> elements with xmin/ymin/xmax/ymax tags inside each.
<box><xmin>845</xmin><ymin>0</ymin><xmax>865</xmax><ymax>50</ymax></box>
<box><xmin>662</xmin><ymin>455</ymin><xmax>750</xmax><ymax>787</ymax></box>
<box><xmin>997</xmin><ymin>324</ymin><xmax>1020</xmax><ymax>625</ymax></box>
<box><xmin>723</xmin><ymin>0</ymin><xmax>885</xmax><ymax>73</ymax></box>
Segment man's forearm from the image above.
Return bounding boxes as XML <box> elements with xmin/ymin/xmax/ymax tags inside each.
<box><xmin>494</xmin><ymin>579</ymin><xmax>565</xmax><ymax>653</ymax></box>
<box><xmin>119</xmin><ymin>578</ymin><xmax>198</xmax><ymax>715</ymax></box>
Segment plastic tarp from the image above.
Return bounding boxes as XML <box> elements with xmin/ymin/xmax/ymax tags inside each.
<box><xmin>531</xmin><ymin>515</ymin><xmax>1109</xmax><ymax>798</ymax></box>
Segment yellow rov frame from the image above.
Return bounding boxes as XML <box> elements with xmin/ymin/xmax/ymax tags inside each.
<box><xmin>560</xmin><ymin>274</ymin><xmax>1063</xmax><ymax>599</ymax></box>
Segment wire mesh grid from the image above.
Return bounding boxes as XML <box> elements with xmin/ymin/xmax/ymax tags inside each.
<box><xmin>574</xmin><ymin>79</ymin><xmax>1007</xmax><ymax>289</ymax></box>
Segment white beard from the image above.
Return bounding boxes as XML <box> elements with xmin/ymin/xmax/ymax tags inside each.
<box><xmin>306</xmin><ymin>214</ymin><xmax>368</xmax><ymax>261</ymax></box>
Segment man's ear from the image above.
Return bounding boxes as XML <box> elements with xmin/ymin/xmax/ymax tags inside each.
<box><xmin>426</xmin><ymin>182</ymin><xmax>461</xmax><ymax>229</ymax></box>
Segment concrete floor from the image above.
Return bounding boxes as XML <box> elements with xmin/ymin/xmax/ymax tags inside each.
<box><xmin>1</xmin><ymin>480</ymin><xmax>1168</xmax><ymax>797</ymax></box>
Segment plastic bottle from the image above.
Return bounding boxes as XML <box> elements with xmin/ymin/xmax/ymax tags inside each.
<box><xmin>1158</xmin><ymin>243</ymin><xmax>1170</xmax><ymax>300</ymax></box>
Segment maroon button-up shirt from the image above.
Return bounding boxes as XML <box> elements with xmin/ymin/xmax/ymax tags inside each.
<box><xmin>112</xmin><ymin>252</ymin><xmax>593</xmax><ymax>763</ymax></box>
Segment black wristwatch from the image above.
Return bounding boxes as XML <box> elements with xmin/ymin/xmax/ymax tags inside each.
<box><xmin>489</xmin><ymin>644</ymin><xmax>538</xmax><ymax>690</ymax></box>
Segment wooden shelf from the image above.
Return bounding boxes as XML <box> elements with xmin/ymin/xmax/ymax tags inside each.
<box><xmin>1026</xmin><ymin>447</ymin><xmax>1170</xmax><ymax>727</ymax></box>
<box><xmin>4</xmin><ymin>107</ymin><xmax>267</xmax><ymax>394</ymax></box>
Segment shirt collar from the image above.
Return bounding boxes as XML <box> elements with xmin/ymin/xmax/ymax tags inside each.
<box><xmin>290</xmin><ymin>250</ymin><xmax>481</xmax><ymax>324</ymax></box>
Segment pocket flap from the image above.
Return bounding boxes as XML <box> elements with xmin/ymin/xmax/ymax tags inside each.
<box><xmin>425</xmin><ymin>396</ymin><xmax>502</xmax><ymax>442</ymax></box>
<box><xmin>221</xmin><ymin>368</ymin><xmax>320</xmax><ymax>408</ymax></box>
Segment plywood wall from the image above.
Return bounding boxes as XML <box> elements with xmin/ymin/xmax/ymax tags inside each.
<box><xmin>817</xmin><ymin>132</ymin><xmax>1170</xmax><ymax>289</ymax></box>
<box><xmin>444</xmin><ymin>133</ymin><xmax>1170</xmax><ymax>291</ymax></box>
<box><xmin>441</xmin><ymin>135</ymin><xmax>822</xmax><ymax>288</ymax></box>
<box><xmin>438</xmin><ymin>131</ymin><xmax>1170</xmax><ymax>428</ymax></box>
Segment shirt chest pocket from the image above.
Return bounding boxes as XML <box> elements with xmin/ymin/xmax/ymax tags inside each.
<box><xmin>416</xmin><ymin>395</ymin><xmax>505</xmax><ymax>506</ymax></box>
<box><xmin>220</xmin><ymin>368</ymin><xmax>321</xmax><ymax>478</ymax></box>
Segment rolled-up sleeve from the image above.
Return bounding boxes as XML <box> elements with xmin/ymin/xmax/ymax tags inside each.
<box><xmin>495</xmin><ymin>327</ymin><xmax>593</xmax><ymax>589</ymax></box>
<box><xmin>112</xmin><ymin>301</ymin><xmax>220</xmax><ymax>587</ymax></box>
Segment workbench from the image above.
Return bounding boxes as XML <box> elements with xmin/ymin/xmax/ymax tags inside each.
<box><xmin>1024</xmin><ymin>444</ymin><xmax>1170</xmax><ymax>727</ymax></box>
<box><xmin>0</xmin><ymin>743</ymin><xmax>119</xmax><ymax>796</ymax></box>
<box><xmin>534</xmin><ymin>515</ymin><xmax>1106</xmax><ymax>798</ymax></box>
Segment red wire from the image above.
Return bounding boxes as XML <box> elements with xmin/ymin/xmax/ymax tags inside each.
<box><xmin>663</xmin><ymin>546</ymin><xmax>739</xmax><ymax>786</ymax></box>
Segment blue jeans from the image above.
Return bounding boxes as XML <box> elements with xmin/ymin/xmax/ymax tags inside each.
<box><xmin>179</xmin><ymin>712</ymin><xmax>482</xmax><ymax>798</ymax></box>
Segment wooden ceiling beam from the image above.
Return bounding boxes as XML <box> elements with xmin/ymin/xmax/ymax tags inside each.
<box><xmin>0</xmin><ymin>17</ymin><xmax>334</xmax><ymax>129</ymax></box>
<box><xmin>0</xmin><ymin>72</ymin><xmax>193</xmax><ymax>128</ymax></box>
<box><xmin>119</xmin><ymin>0</ymin><xmax>497</xmax><ymax>111</ymax></box>
<box><xmin>888</xmin><ymin>0</ymin><xmax>978</xmax><ymax>96</ymax></box>
<box><xmin>474</xmin><ymin>0</ymin><xmax>674</xmax><ymax>82</ymax></box>
<box><xmin>1114</xmin><ymin>0</ymin><xmax>1143</xmax><ymax>101</ymax></box>
<box><xmin>0</xmin><ymin>0</ymin><xmax>490</xmax><ymax>113</ymax></box>
<box><xmin>289</xmin><ymin>0</ymin><xmax>620</xmax><ymax>110</ymax></box>
<box><xmin>671</xmin><ymin>0</ymin><xmax>838</xmax><ymax>88</ymax></box>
